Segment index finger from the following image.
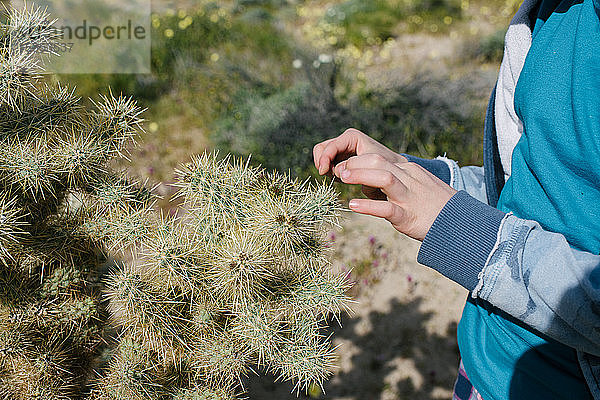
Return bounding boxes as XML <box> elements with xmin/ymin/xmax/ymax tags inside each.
<box><xmin>313</xmin><ymin>137</ymin><xmax>337</xmax><ymax>172</ymax></box>
<box><xmin>313</xmin><ymin>132</ymin><xmax>359</xmax><ymax>175</ymax></box>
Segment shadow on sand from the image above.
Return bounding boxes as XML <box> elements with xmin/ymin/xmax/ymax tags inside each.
<box><xmin>246</xmin><ymin>296</ymin><xmax>461</xmax><ymax>399</ymax></box>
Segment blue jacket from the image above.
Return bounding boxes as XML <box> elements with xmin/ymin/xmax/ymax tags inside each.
<box><xmin>405</xmin><ymin>85</ymin><xmax>600</xmax><ymax>398</ymax></box>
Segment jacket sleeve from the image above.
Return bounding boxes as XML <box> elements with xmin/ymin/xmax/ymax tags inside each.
<box><xmin>474</xmin><ymin>213</ymin><xmax>600</xmax><ymax>357</ymax></box>
<box><xmin>418</xmin><ymin>190</ymin><xmax>600</xmax><ymax>357</ymax></box>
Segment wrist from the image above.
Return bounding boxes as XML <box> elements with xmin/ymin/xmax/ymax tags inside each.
<box><xmin>417</xmin><ymin>190</ymin><xmax>505</xmax><ymax>291</ymax></box>
<box><xmin>401</xmin><ymin>154</ymin><xmax>452</xmax><ymax>185</ymax></box>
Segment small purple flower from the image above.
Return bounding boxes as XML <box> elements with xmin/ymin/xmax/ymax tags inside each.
<box><xmin>372</xmin><ymin>259</ymin><xmax>379</xmax><ymax>268</ymax></box>
<box><xmin>407</xmin><ymin>274</ymin><xmax>413</xmax><ymax>283</ymax></box>
<box><xmin>328</xmin><ymin>231</ymin><xmax>337</xmax><ymax>242</ymax></box>
<box><xmin>368</xmin><ymin>235</ymin><xmax>376</xmax><ymax>245</ymax></box>
<box><xmin>362</xmin><ymin>278</ymin><xmax>368</xmax><ymax>286</ymax></box>
<box><xmin>382</xmin><ymin>252</ymin><xmax>388</xmax><ymax>260</ymax></box>
<box><xmin>147</xmin><ymin>166</ymin><xmax>155</xmax><ymax>175</ymax></box>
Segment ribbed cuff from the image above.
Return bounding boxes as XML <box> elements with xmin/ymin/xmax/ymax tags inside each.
<box><xmin>417</xmin><ymin>190</ymin><xmax>505</xmax><ymax>291</ymax></box>
<box><xmin>402</xmin><ymin>154</ymin><xmax>451</xmax><ymax>185</ymax></box>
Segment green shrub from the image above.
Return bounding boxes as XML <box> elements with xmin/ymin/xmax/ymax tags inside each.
<box><xmin>324</xmin><ymin>0</ymin><xmax>403</xmax><ymax>46</ymax></box>
<box><xmin>235</xmin><ymin>0</ymin><xmax>290</xmax><ymax>8</ymax></box>
<box><xmin>323</xmin><ymin>0</ymin><xmax>463</xmax><ymax>48</ymax></box>
<box><xmin>462</xmin><ymin>28</ymin><xmax>506</xmax><ymax>63</ymax></box>
<box><xmin>213</xmin><ymin>67</ymin><xmax>484</xmax><ymax>181</ymax></box>
<box><xmin>361</xmin><ymin>75</ymin><xmax>483</xmax><ymax>164</ymax></box>
<box><xmin>213</xmin><ymin>81</ymin><xmax>347</xmax><ymax>176</ymax></box>
<box><xmin>151</xmin><ymin>8</ymin><xmax>231</xmax><ymax>79</ymax></box>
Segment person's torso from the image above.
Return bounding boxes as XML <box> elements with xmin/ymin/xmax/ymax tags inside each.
<box><xmin>458</xmin><ymin>0</ymin><xmax>600</xmax><ymax>397</ymax></box>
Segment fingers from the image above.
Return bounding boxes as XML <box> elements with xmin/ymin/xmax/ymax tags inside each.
<box><xmin>334</xmin><ymin>153</ymin><xmax>411</xmax><ymax>178</ymax></box>
<box><xmin>334</xmin><ymin>153</ymin><xmax>388</xmax><ymax>177</ymax></box>
<box><xmin>313</xmin><ymin>128</ymin><xmax>365</xmax><ymax>175</ymax></box>
<box><xmin>313</xmin><ymin>129</ymin><xmax>408</xmax><ymax>175</ymax></box>
<box><xmin>316</xmin><ymin>133</ymin><xmax>358</xmax><ymax>175</ymax></box>
<box><xmin>337</xmin><ymin>154</ymin><xmax>456</xmax><ymax>241</ymax></box>
<box><xmin>339</xmin><ymin>168</ymin><xmax>407</xmax><ymax>199</ymax></box>
<box><xmin>348</xmin><ymin>198</ymin><xmax>403</xmax><ymax>222</ymax></box>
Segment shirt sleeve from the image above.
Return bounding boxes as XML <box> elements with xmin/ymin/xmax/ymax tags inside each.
<box><xmin>474</xmin><ymin>213</ymin><xmax>600</xmax><ymax>357</ymax></box>
<box><xmin>418</xmin><ymin>189</ymin><xmax>600</xmax><ymax>357</ymax></box>
<box><xmin>418</xmin><ymin>190</ymin><xmax>505</xmax><ymax>291</ymax></box>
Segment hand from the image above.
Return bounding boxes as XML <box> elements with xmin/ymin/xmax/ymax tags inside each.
<box><xmin>313</xmin><ymin>128</ymin><xmax>406</xmax><ymax>200</ymax></box>
<box><xmin>336</xmin><ymin>153</ymin><xmax>457</xmax><ymax>241</ymax></box>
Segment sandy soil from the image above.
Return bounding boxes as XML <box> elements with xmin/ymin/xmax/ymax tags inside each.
<box><xmin>247</xmin><ymin>212</ymin><xmax>468</xmax><ymax>400</ymax></box>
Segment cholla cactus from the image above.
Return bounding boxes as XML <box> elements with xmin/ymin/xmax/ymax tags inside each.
<box><xmin>0</xmin><ymin>4</ymin><xmax>149</xmax><ymax>399</ymax></box>
<box><xmin>97</xmin><ymin>153</ymin><xmax>352</xmax><ymax>399</ymax></box>
<box><xmin>0</xmin><ymin>5</ymin><xmax>351</xmax><ymax>399</ymax></box>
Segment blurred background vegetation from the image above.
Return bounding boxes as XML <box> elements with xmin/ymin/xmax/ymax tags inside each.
<box><xmin>52</xmin><ymin>0</ymin><xmax>518</xmax><ymax>198</ymax></box>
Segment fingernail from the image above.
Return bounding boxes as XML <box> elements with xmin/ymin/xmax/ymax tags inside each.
<box><xmin>341</xmin><ymin>169</ymin><xmax>350</xmax><ymax>180</ymax></box>
<box><xmin>349</xmin><ymin>199</ymin><xmax>358</xmax><ymax>209</ymax></box>
<box><xmin>332</xmin><ymin>165</ymin><xmax>339</xmax><ymax>177</ymax></box>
